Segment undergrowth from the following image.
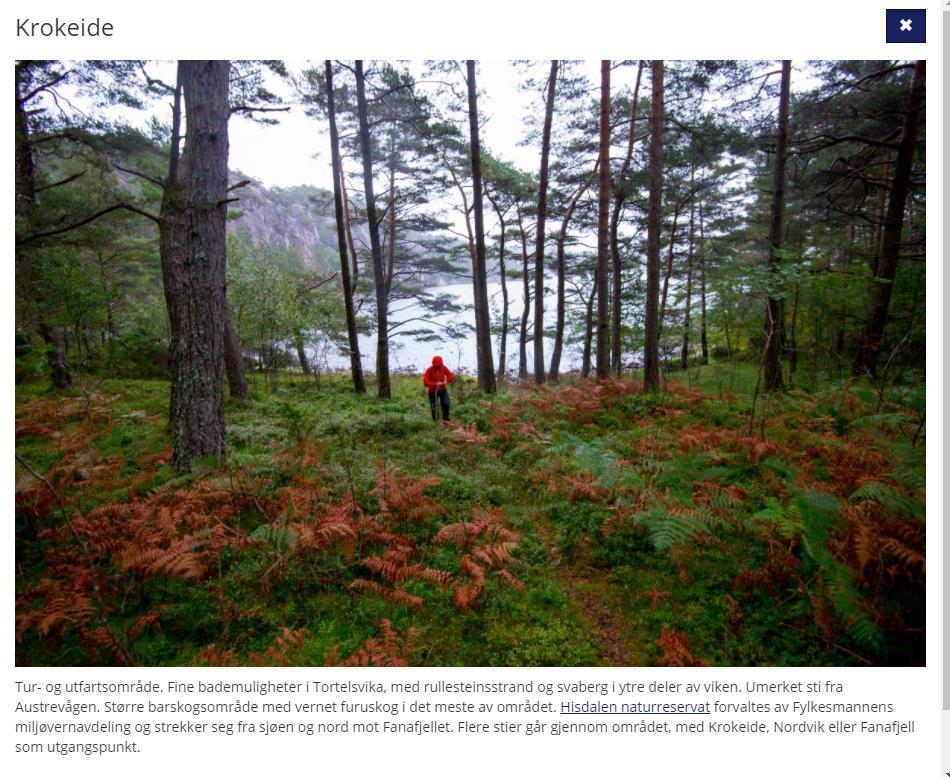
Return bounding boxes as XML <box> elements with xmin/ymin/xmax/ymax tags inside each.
<box><xmin>15</xmin><ymin>367</ymin><xmax>924</xmax><ymax>666</ymax></box>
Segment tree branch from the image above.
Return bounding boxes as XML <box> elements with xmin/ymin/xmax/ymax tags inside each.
<box><xmin>17</xmin><ymin>203</ymin><xmax>161</xmax><ymax>245</ymax></box>
<box><xmin>20</xmin><ymin>68</ymin><xmax>74</xmax><ymax>104</ymax></box>
<box><xmin>35</xmin><ymin>169</ymin><xmax>87</xmax><ymax>192</ymax></box>
<box><xmin>139</xmin><ymin>64</ymin><xmax>177</xmax><ymax>94</ymax></box>
<box><xmin>229</xmin><ymin>105</ymin><xmax>290</xmax><ymax>116</ymax></box>
<box><xmin>300</xmin><ymin>273</ymin><xmax>340</xmax><ymax>294</ymax></box>
<box><xmin>797</xmin><ymin>131</ymin><xmax>901</xmax><ymax>152</ymax></box>
<box><xmin>113</xmin><ymin>163</ymin><xmax>165</xmax><ymax>189</ymax></box>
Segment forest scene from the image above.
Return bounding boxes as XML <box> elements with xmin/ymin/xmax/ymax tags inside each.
<box><xmin>15</xmin><ymin>59</ymin><xmax>925</xmax><ymax>667</ymax></box>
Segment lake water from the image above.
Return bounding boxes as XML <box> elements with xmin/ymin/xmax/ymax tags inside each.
<box><xmin>318</xmin><ymin>279</ymin><xmax>582</xmax><ymax>376</ymax></box>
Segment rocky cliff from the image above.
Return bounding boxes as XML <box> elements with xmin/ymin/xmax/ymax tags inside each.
<box><xmin>226</xmin><ymin>176</ymin><xmax>368</xmax><ymax>273</ymax></box>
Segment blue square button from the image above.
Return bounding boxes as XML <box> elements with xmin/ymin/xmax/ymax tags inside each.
<box><xmin>886</xmin><ymin>9</ymin><xmax>926</xmax><ymax>42</ymax></box>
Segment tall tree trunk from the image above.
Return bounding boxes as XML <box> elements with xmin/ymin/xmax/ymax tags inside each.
<box><xmin>833</xmin><ymin>218</ymin><xmax>856</xmax><ymax>361</ymax></box>
<box><xmin>486</xmin><ymin>191</ymin><xmax>509</xmax><ymax>379</ymax></box>
<box><xmin>581</xmin><ymin>270</ymin><xmax>597</xmax><ymax>378</ymax></box>
<box><xmin>339</xmin><ymin>157</ymin><xmax>360</xmax><ymax>286</ymax></box>
<box><xmin>532</xmin><ymin>60</ymin><xmax>558</xmax><ymax>384</ymax></box>
<box><xmin>610</xmin><ymin>61</ymin><xmax>644</xmax><ymax>375</ymax></box>
<box><xmin>385</xmin><ymin>123</ymin><xmax>397</xmax><ymax>298</ymax></box>
<box><xmin>16</xmin><ymin>63</ymin><xmax>72</xmax><ymax>388</ymax></box>
<box><xmin>38</xmin><ymin>324</ymin><xmax>72</xmax><ymax>388</ymax></box>
<box><xmin>698</xmin><ymin>195</ymin><xmax>708</xmax><ymax>365</ymax></box>
<box><xmin>96</xmin><ymin>252</ymin><xmax>117</xmax><ymax>343</ymax></box>
<box><xmin>549</xmin><ymin>178</ymin><xmax>588</xmax><ymax>382</ymax></box>
<box><xmin>763</xmin><ymin>59</ymin><xmax>792</xmax><ymax>392</ymax></box>
<box><xmin>681</xmin><ymin>174</ymin><xmax>695</xmax><ymax>371</ymax></box>
<box><xmin>658</xmin><ymin>198</ymin><xmax>682</xmax><ymax>339</ymax></box>
<box><xmin>81</xmin><ymin>329</ymin><xmax>93</xmax><ymax>361</ymax></box>
<box><xmin>871</xmin><ymin>150</ymin><xmax>891</xmax><ymax>271</ymax></box>
<box><xmin>516</xmin><ymin>203</ymin><xmax>531</xmax><ymax>380</ymax></box>
<box><xmin>14</xmin><ymin>67</ymin><xmax>37</xmax><ymax>222</ymax></box>
<box><xmin>159</xmin><ymin>60</ymin><xmax>230</xmax><ymax>471</ymax></box>
<box><xmin>355</xmin><ymin>60</ymin><xmax>391</xmax><ymax>399</ymax></box>
<box><xmin>853</xmin><ymin>60</ymin><xmax>925</xmax><ymax>377</ymax></box>
<box><xmin>595</xmin><ymin>60</ymin><xmax>611</xmax><ymax>380</ymax></box>
<box><xmin>788</xmin><ymin>284</ymin><xmax>799</xmax><ymax>376</ymax></box>
<box><xmin>96</xmin><ymin>252</ymin><xmax>118</xmax><ymax>374</ymax></box>
<box><xmin>465</xmin><ymin>60</ymin><xmax>497</xmax><ymax>394</ymax></box>
<box><xmin>294</xmin><ymin>330</ymin><xmax>311</xmax><ymax>375</ymax></box>
<box><xmin>326</xmin><ymin>61</ymin><xmax>366</xmax><ymax>393</ymax></box>
<box><xmin>643</xmin><ymin>60</ymin><xmax>664</xmax><ymax>392</ymax></box>
<box><xmin>224</xmin><ymin>313</ymin><xmax>249</xmax><ymax>400</ymax></box>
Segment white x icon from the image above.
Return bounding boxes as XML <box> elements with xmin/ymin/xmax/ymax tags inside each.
<box><xmin>900</xmin><ymin>19</ymin><xmax>913</xmax><ymax>31</ymax></box>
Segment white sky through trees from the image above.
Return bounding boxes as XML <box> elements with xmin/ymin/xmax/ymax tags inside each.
<box><xmin>98</xmin><ymin>60</ymin><xmax>814</xmax><ymax>191</ymax></box>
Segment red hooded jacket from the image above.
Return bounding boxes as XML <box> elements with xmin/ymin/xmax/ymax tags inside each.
<box><xmin>423</xmin><ymin>356</ymin><xmax>454</xmax><ymax>391</ymax></box>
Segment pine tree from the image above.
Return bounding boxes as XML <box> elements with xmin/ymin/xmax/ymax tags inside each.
<box><xmin>643</xmin><ymin>61</ymin><xmax>665</xmax><ymax>392</ymax></box>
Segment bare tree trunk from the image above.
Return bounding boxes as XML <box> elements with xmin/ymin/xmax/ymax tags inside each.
<box><xmin>764</xmin><ymin>59</ymin><xmax>792</xmax><ymax>392</ymax></box>
<box><xmin>833</xmin><ymin>218</ymin><xmax>856</xmax><ymax>361</ymax></box>
<box><xmin>643</xmin><ymin>61</ymin><xmax>664</xmax><ymax>392</ymax></box>
<box><xmin>96</xmin><ymin>253</ymin><xmax>116</xmax><ymax>342</ymax></box>
<box><xmin>326</xmin><ymin>60</ymin><xmax>366</xmax><ymax>393</ymax></box>
<box><xmin>446</xmin><ymin>159</ymin><xmax>478</xmax><ymax>283</ymax></box>
<box><xmin>789</xmin><ymin>284</ymin><xmax>800</xmax><ymax>376</ymax></box>
<box><xmin>698</xmin><ymin>194</ymin><xmax>708</xmax><ymax>365</ymax></box>
<box><xmin>610</xmin><ymin>61</ymin><xmax>644</xmax><ymax>375</ymax></box>
<box><xmin>224</xmin><ymin>313</ymin><xmax>249</xmax><ymax>400</ymax></box>
<box><xmin>159</xmin><ymin>60</ymin><xmax>230</xmax><ymax>471</ymax></box>
<box><xmin>871</xmin><ymin>150</ymin><xmax>891</xmax><ymax>271</ymax></box>
<box><xmin>681</xmin><ymin>173</ymin><xmax>695</xmax><ymax>371</ymax></box>
<box><xmin>549</xmin><ymin>178</ymin><xmax>588</xmax><ymax>383</ymax></box>
<box><xmin>339</xmin><ymin>158</ymin><xmax>360</xmax><ymax>286</ymax></box>
<box><xmin>486</xmin><ymin>190</ymin><xmax>510</xmax><ymax>379</ymax></box>
<box><xmin>81</xmin><ymin>329</ymin><xmax>93</xmax><ymax>361</ymax></box>
<box><xmin>853</xmin><ymin>60</ymin><xmax>925</xmax><ymax>377</ymax></box>
<box><xmin>385</xmin><ymin>123</ymin><xmax>397</xmax><ymax>298</ymax></box>
<box><xmin>465</xmin><ymin>60</ymin><xmax>497</xmax><ymax>394</ymax></box>
<box><xmin>38</xmin><ymin>324</ymin><xmax>72</xmax><ymax>388</ymax></box>
<box><xmin>581</xmin><ymin>271</ymin><xmax>597</xmax><ymax>378</ymax></box>
<box><xmin>532</xmin><ymin>60</ymin><xmax>558</xmax><ymax>384</ymax></box>
<box><xmin>516</xmin><ymin>203</ymin><xmax>531</xmax><ymax>380</ymax></box>
<box><xmin>498</xmin><ymin>269</ymin><xmax>508</xmax><ymax>379</ymax></box>
<box><xmin>658</xmin><ymin>198</ymin><xmax>682</xmax><ymax>339</ymax></box>
<box><xmin>595</xmin><ymin>60</ymin><xmax>611</xmax><ymax>380</ymax></box>
<box><xmin>95</xmin><ymin>252</ymin><xmax>118</xmax><ymax>374</ymax></box>
<box><xmin>14</xmin><ymin>67</ymin><xmax>37</xmax><ymax>222</ymax></box>
<box><xmin>16</xmin><ymin>63</ymin><xmax>72</xmax><ymax>389</ymax></box>
<box><xmin>294</xmin><ymin>331</ymin><xmax>311</xmax><ymax>375</ymax></box>
<box><xmin>355</xmin><ymin>60</ymin><xmax>391</xmax><ymax>399</ymax></box>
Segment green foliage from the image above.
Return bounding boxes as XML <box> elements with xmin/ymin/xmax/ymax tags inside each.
<box><xmin>552</xmin><ymin>433</ymin><xmax>622</xmax><ymax>489</ymax></box>
<box><xmin>794</xmin><ymin>490</ymin><xmax>884</xmax><ymax>654</ymax></box>
<box><xmin>14</xmin><ymin>347</ymin><xmax>924</xmax><ymax>667</ymax></box>
<box><xmin>633</xmin><ymin>506</ymin><xmax>718</xmax><ymax>551</ymax></box>
<box><xmin>849</xmin><ymin>481</ymin><xmax>923</xmax><ymax>521</ymax></box>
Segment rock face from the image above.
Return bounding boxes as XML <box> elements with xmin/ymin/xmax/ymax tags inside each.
<box><xmin>224</xmin><ymin>175</ymin><xmax>462</xmax><ymax>286</ymax></box>
<box><xmin>226</xmin><ymin>176</ymin><xmax>368</xmax><ymax>273</ymax></box>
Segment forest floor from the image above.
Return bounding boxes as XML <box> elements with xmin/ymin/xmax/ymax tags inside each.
<box><xmin>14</xmin><ymin>364</ymin><xmax>925</xmax><ymax>667</ymax></box>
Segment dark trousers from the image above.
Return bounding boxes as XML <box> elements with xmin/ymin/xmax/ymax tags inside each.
<box><xmin>428</xmin><ymin>388</ymin><xmax>449</xmax><ymax>421</ymax></box>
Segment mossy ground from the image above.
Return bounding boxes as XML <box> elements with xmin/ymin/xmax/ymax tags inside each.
<box><xmin>15</xmin><ymin>364</ymin><xmax>925</xmax><ymax>666</ymax></box>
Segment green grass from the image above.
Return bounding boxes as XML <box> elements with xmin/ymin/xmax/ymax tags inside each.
<box><xmin>14</xmin><ymin>366</ymin><xmax>925</xmax><ymax>666</ymax></box>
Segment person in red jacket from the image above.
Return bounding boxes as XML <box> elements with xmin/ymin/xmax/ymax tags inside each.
<box><xmin>423</xmin><ymin>355</ymin><xmax>454</xmax><ymax>422</ymax></box>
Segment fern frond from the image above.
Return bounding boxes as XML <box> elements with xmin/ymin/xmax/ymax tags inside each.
<box><xmin>656</xmin><ymin>629</ymin><xmax>708</xmax><ymax>666</ymax></box>
<box><xmin>849</xmin><ymin>481</ymin><xmax>923</xmax><ymax>521</ymax></box>
<box><xmin>335</xmin><ymin>620</ymin><xmax>416</xmax><ymax>667</ymax></box>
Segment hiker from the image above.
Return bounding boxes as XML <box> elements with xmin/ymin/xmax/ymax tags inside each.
<box><xmin>423</xmin><ymin>355</ymin><xmax>454</xmax><ymax>422</ymax></box>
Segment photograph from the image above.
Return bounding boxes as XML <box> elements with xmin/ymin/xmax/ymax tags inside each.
<box><xmin>14</xmin><ymin>58</ymin><xmax>925</xmax><ymax>668</ymax></box>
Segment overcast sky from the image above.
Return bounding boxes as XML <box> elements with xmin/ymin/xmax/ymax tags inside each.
<box><xmin>61</xmin><ymin>59</ymin><xmax>826</xmax><ymax>195</ymax></box>
<box><xmin>227</xmin><ymin>60</ymin><xmax>642</xmax><ymax>189</ymax></box>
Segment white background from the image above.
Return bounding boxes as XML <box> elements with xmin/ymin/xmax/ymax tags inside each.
<box><xmin>4</xmin><ymin>1</ymin><xmax>940</xmax><ymax>775</ymax></box>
